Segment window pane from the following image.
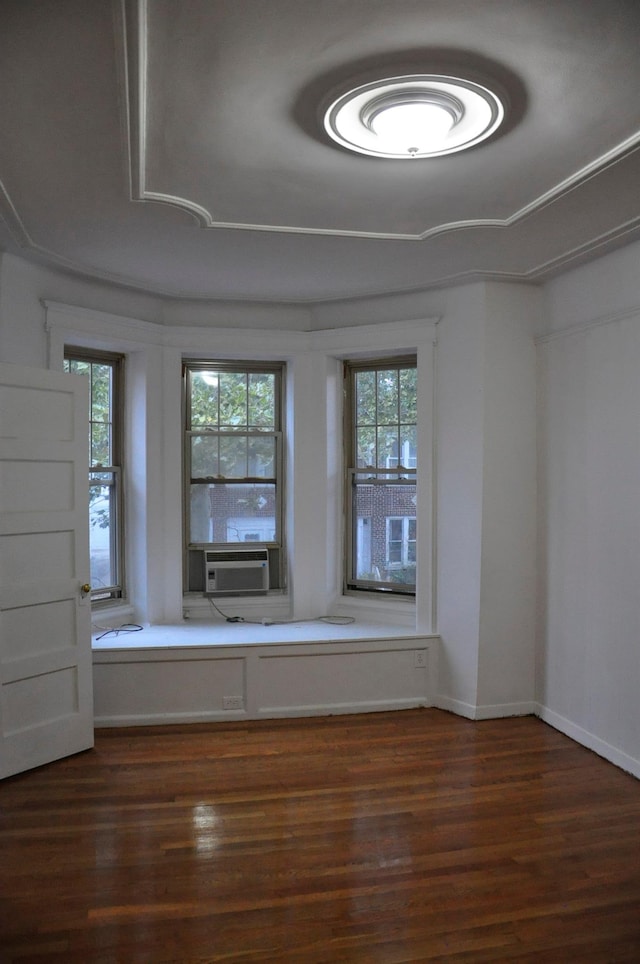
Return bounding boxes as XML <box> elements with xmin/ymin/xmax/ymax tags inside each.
<box><xmin>64</xmin><ymin>359</ymin><xmax>89</xmax><ymax>377</ymax></box>
<box><xmin>356</xmin><ymin>426</ymin><xmax>375</xmax><ymax>467</ymax></box>
<box><xmin>189</xmin><ymin>483</ymin><xmax>276</xmax><ymax>543</ymax></box>
<box><xmin>248</xmin><ymin>373</ymin><xmax>275</xmax><ymax>428</ymax></box>
<box><xmin>191</xmin><ymin>436</ymin><xmax>219</xmax><ymax>477</ymax></box>
<box><xmin>91</xmin><ymin>421</ymin><xmax>110</xmax><ymax>467</ymax></box>
<box><xmin>219</xmin><ymin>372</ymin><xmax>247</xmax><ymax>428</ymax></box>
<box><xmin>89</xmin><ymin>479</ymin><xmax>116</xmax><ymax>591</ymax></box>
<box><xmin>248</xmin><ymin>436</ymin><xmax>275</xmax><ymax>477</ymax></box>
<box><xmin>219</xmin><ymin>435</ymin><xmax>248</xmax><ymax>477</ymax></box>
<box><xmin>399</xmin><ymin>425</ymin><xmax>417</xmax><ymax>469</ymax></box>
<box><xmin>352</xmin><ymin>480</ymin><xmax>416</xmax><ymax>588</ymax></box>
<box><xmin>377</xmin><ymin>426</ymin><xmax>399</xmax><ymax>467</ymax></box>
<box><xmin>190</xmin><ymin>484</ymin><xmax>214</xmax><ymax>542</ymax></box>
<box><xmin>190</xmin><ymin>372</ymin><xmax>219</xmax><ymax>428</ymax></box>
<box><xmin>356</xmin><ymin>370</ymin><xmax>376</xmax><ymax>424</ymax></box>
<box><xmin>376</xmin><ymin>370</ymin><xmax>398</xmax><ymax>425</ymax></box>
<box><xmin>400</xmin><ymin>368</ymin><xmax>417</xmax><ymax>422</ymax></box>
<box><xmin>91</xmin><ymin>364</ymin><xmax>111</xmax><ymax>425</ymax></box>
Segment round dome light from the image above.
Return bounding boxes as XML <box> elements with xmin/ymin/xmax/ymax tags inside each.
<box><xmin>323</xmin><ymin>74</ymin><xmax>505</xmax><ymax>159</ymax></box>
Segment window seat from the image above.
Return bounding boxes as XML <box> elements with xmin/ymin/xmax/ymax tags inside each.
<box><xmin>92</xmin><ymin>620</ymin><xmax>438</xmax><ymax>728</ymax></box>
<box><xmin>92</xmin><ymin>618</ymin><xmax>428</xmax><ymax>649</ymax></box>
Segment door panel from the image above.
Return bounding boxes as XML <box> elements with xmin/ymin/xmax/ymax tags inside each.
<box><xmin>0</xmin><ymin>362</ymin><xmax>93</xmax><ymax>779</ymax></box>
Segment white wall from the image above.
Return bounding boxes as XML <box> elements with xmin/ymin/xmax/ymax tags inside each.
<box><xmin>435</xmin><ymin>283</ymin><xmax>539</xmax><ymax>718</ymax></box>
<box><xmin>434</xmin><ymin>284</ymin><xmax>485</xmax><ymax>711</ymax></box>
<box><xmin>538</xmin><ymin>248</ymin><xmax>640</xmax><ymax>776</ymax></box>
<box><xmin>0</xmin><ymin>253</ymin><xmax>163</xmax><ymax>367</ymax></box>
<box><xmin>543</xmin><ymin>239</ymin><xmax>640</xmax><ymax>336</ymax></box>
<box><xmin>476</xmin><ymin>284</ymin><xmax>539</xmax><ymax>714</ymax></box>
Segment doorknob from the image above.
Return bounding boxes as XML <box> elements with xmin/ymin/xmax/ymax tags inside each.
<box><xmin>80</xmin><ymin>583</ymin><xmax>91</xmax><ymax>596</ymax></box>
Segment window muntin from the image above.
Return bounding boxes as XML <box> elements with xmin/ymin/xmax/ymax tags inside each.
<box><xmin>64</xmin><ymin>349</ymin><xmax>124</xmax><ymax>603</ymax></box>
<box><xmin>184</xmin><ymin>362</ymin><xmax>284</xmax><ymax>592</ymax></box>
<box><xmin>346</xmin><ymin>358</ymin><xmax>417</xmax><ymax>594</ymax></box>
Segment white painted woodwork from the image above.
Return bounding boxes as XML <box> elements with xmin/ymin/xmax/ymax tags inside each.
<box><xmin>0</xmin><ymin>362</ymin><xmax>93</xmax><ymax>778</ymax></box>
<box><xmin>92</xmin><ymin>630</ymin><xmax>436</xmax><ymax>726</ymax></box>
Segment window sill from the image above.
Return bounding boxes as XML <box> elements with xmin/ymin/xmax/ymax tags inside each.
<box><xmin>92</xmin><ymin>618</ymin><xmax>432</xmax><ymax>650</ymax></box>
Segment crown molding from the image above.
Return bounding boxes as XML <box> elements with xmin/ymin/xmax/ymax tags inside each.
<box><xmin>535</xmin><ymin>304</ymin><xmax>640</xmax><ymax>346</ymax></box>
<box><xmin>1</xmin><ymin>182</ymin><xmax>637</xmax><ymax>309</ymax></box>
<box><xmin>0</xmin><ymin>2</ymin><xmax>636</xmax><ymax>307</ymax></box>
<box><xmin>123</xmin><ymin>0</ymin><xmax>640</xmax><ymax>244</ymax></box>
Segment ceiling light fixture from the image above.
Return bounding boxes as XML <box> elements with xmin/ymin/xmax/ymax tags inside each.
<box><xmin>323</xmin><ymin>74</ymin><xmax>505</xmax><ymax>159</ymax></box>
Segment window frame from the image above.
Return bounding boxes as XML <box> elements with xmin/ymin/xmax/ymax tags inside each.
<box><xmin>64</xmin><ymin>346</ymin><xmax>125</xmax><ymax>604</ymax></box>
<box><xmin>344</xmin><ymin>355</ymin><xmax>417</xmax><ymax>596</ymax></box>
<box><xmin>183</xmin><ymin>359</ymin><xmax>286</xmax><ymax>594</ymax></box>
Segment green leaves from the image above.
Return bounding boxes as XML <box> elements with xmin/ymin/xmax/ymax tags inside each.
<box><xmin>189</xmin><ymin>370</ymin><xmax>276</xmax><ymax>430</ymax></box>
<box><xmin>353</xmin><ymin>364</ymin><xmax>417</xmax><ymax>469</ymax></box>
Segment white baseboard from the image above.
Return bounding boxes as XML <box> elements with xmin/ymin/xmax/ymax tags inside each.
<box><xmin>536</xmin><ymin>704</ymin><xmax>640</xmax><ymax>780</ymax></box>
<box><xmin>94</xmin><ymin>697</ymin><xmax>431</xmax><ymax>728</ymax></box>
<box><xmin>436</xmin><ymin>696</ymin><xmax>639</xmax><ymax>778</ymax></box>
<box><xmin>434</xmin><ymin>695</ymin><xmax>537</xmax><ymax>720</ymax></box>
<box><xmin>473</xmin><ymin>700</ymin><xmax>538</xmax><ymax>720</ymax></box>
<box><xmin>433</xmin><ymin>695</ymin><xmax>477</xmax><ymax>718</ymax></box>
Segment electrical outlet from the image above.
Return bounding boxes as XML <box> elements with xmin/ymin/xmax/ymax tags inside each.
<box><xmin>222</xmin><ymin>696</ymin><xmax>244</xmax><ymax>710</ymax></box>
<box><xmin>414</xmin><ymin>650</ymin><xmax>427</xmax><ymax>668</ymax></box>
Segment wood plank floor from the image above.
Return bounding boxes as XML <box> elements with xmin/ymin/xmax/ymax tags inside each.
<box><xmin>1</xmin><ymin>709</ymin><xmax>639</xmax><ymax>963</ymax></box>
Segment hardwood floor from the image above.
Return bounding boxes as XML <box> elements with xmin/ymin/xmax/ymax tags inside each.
<box><xmin>1</xmin><ymin>708</ymin><xmax>639</xmax><ymax>962</ymax></box>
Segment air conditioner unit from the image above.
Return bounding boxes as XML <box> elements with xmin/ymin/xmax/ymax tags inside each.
<box><xmin>204</xmin><ymin>547</ymin><xmax>269</xmax><ymax>594</ymax></box>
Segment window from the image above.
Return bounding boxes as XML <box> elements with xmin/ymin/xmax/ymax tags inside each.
<box><xmin>386</xmin><ymin>517</ymin><xmax>417</xmax><ymax>567</ymax></box>
<box><xmin>64</xmin><ymin>348</ymin><xmax>124</xmax><ymax>602</ymax></box>
<box><xmin>345</xmin><ymin>358</ymin><xmax>417</xmax><ymax>594</ymax></box>
<box><xmin>184</xmin><ymin>361</ymin><xmax>285</xmax><ymax>592</ymax></box>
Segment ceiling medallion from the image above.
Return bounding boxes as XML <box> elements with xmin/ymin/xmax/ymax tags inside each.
<box><xmin>323</xmin><ymin>74</ymin><xmax>505</xmax><ymax>159</ymax></box>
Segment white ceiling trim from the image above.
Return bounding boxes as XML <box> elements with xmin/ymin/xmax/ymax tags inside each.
<box><xmin>520</xmin><ymin>216</ymin><xmax>640</xmax><ymax>282</ymax></box>
<box><xmin>2</xmin><ymin>193</ymin><xmax>639</xmax><ymax>308</ymax></box>
<box><xmin>123</xmin><ymin>0</ymin><xmax>640</xmax><ymax>243</ymax></box>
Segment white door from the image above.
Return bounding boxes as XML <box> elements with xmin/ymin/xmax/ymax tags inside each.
<box><xmin>0</xmin><ymin>362</ymin><xmax>93</xmax><ymax>779</ymax></box>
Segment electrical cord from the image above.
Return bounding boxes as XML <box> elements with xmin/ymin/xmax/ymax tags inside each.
<box><xmin>207</xmin><ymin>597</ymin><xmax>354</xmax><ymax>626</ymax></box>
<box><xmin>94</xmin><ymin>623</ymin><xmax>144</xmax><ymax>640</ymax></box>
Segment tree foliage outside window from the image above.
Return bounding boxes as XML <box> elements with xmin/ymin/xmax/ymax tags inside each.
<box><xmin>64</xmin><ymin>349</ymin><xmax>124</xmax><ymax>602</ymax></box>
<box><xmin>346</xmin><ymin>357</ymin><xmax>417</xmax><ymax>594</ymax></box>
<box><xmin>185</xmin><ymin>362</ymin><xmax>284</xmax><ymax>560</ymax></box>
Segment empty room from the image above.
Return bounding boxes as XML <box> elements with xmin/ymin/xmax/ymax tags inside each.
<box><xmin>1</xmin><ymin>1</ymin><xmax>639</xmax><ymax>960</ymax></box>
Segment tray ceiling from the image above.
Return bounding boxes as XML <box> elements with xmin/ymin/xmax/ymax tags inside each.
<box><xmin>1</xmin><ymin>0</ymin><xmax>639</xmax><ymax>304</ymax></box>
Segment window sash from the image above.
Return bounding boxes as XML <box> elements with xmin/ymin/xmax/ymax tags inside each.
<box><xmin>346</xmin><ymin>468</ymin><xmax>417</xmax><ymax>593</ymax></box>
<box><xmin>65</xmin><ymin>348</ymin><xmax>124</xmax><ymax>603</ymax></box>
<box><xmin>345</xmin><ymin>357</ymin><xmax>417</xmax><ymax>595</ymax></box>
<box><xmin>184</xmin><ymin>362</ymin><xmax>284</xmax><ymax>553</ymax></box>
<box><xmin>89</xmin><ymin>467</ymin><xmax>122</xmax><ymax>599</ymax></box>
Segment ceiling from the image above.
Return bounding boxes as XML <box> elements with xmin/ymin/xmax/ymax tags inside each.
<box><xmin>1</xmin><ymin>0</ymin><xmax>640</xmax><ymax>306</ymax></box>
